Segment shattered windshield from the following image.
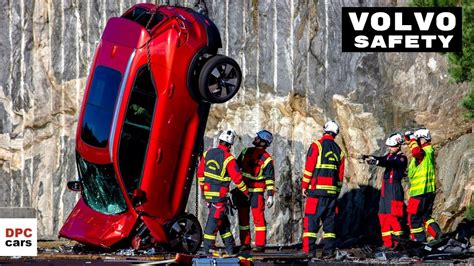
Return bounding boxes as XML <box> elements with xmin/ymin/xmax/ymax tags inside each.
<box><xmin>76</xmin><ymin>154</ymin><xmax>127</xmax><ymax>215</ymax></box>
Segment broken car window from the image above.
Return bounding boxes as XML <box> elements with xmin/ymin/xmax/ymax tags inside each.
<box><xmin>77</xmin><ymin>154</ymin><xmax>127</xmax><ymax>215</ymax></box>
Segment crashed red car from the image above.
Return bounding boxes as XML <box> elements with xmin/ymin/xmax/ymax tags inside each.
<box><xmin>59</xmin><ymin>4</ymin><xmax>242</xmax><ymax>254</ymax></box>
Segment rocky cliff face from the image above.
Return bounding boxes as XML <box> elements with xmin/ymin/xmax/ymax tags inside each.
<box><xmin>0</xmin><ymin>0</ymin><xmax>471</xmax><ymax>243</ymax></box>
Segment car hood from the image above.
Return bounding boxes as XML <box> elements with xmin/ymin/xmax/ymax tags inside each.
<box><xmin>59</xmin><ymin>199</ymin><xmax>138</xmax><ymax>248</ymax></box>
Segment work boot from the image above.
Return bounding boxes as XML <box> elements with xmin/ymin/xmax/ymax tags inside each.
<box><xmin>224</xmin><ymin>247</ymin><xmax>238</xmax><ymax>257</ymax></box>
<box><xmin>322</xmin><ymin>249</ymin><xmax>335</xmax><ymax>259</ymax></box>
<box><xmin>306</xmin><ymin>249</ymin><xmax>317</xmax><ymax>258</ymax></box>
<box><xmin>239</xmin><ymin>244</ymin><xmax>251</xmax><ymax>252</ymax></box>
<box><xmin>252</xmin><ymin>246</ymin><xmax>265</xmax><ymax>253</ymax></box>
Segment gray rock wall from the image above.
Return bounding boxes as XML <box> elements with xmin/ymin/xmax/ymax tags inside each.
<box><xmin>0</xmin><ymin>0</ymin><xmax>471</xmax><ymax>243</ymax></box>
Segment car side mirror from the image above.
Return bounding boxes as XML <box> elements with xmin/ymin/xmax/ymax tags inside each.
<box><xmin>67</xmin><ymin>181</ymin><xmax>82</xmax><ymax>192</ymax></box>
<box><xmin>132</xmin><ymin>189</ymin><xmax>147</xmax><ymax>206</ymax></box>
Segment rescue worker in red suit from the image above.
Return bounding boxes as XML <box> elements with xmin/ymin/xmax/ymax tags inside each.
<box><xmin>197</xmin><ymin>129</ymin><xmax>249</xmax><ymax>255</ymax></box>
<box><xmin>404</xmin><ymin>128</ymin><xmax>442</xmax><ymax>242</ymax></box>
<box><xmin>302</xmin><ymin>121</ymin><xmax>345</xmax><ymax>258</ymax></box>
<box><xmin>362</xmin><ymin>133</ymin><xmax>407</xmax><ymax>248</ymax></box>
<box><xmin>236</xmin><ymin>130</ymin><xmax>275</xmax><ymax>253</ymax></box>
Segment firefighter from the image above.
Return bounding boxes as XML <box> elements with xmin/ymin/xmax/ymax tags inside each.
<box><xmin>302</xmin><ymin>121</ymin><xmax>345</xmax><ymax>258</ymax></box>
<box><xmin>362</xmin><ymin>133</ymin><xmax>407</xmax><ymax>248</ymax></box>
<box><xmin>236</xmin><ymin>130</ymin><xmax>275</xmax><ymax>253</ymax></box>
<box><xmin>404</xmin><ymin>128</ymin><xmax>442</xmax><ymax>242</ymax></box>
<box><xmin>197</xmin><ymin>129</ymin><xmax>249</xmax><ymax>256</ymax></box>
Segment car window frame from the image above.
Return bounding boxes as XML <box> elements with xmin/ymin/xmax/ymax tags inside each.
<box><xmin>80</xmin><ymin>65</ymin><xmax>123</xmax><ymax>149</ymax></box>
<box><xmin>117</xmin><ymin>65</ymin><xmax>158</xmax><ymax>197</ymax></box>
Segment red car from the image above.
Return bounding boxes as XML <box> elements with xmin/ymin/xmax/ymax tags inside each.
<box><xmin>59</xmin><ymin>4</ymin><xmax>242</xmax><ymax>254</ymax></box>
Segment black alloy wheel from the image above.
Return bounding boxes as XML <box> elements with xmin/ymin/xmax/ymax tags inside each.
<box><xmin>198</xmin><ymin>55</ymin><xmax>242</xmax><ymax>103</ymax></box>
<box><xmin>167</xmin><ymin>214</ymin><xmax>202</xmax><ymax>254</ymax></box>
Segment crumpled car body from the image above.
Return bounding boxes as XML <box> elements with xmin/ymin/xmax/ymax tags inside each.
<box><xmin>59</xmin><ymin>4</ymin><xmax>242</xmax><ymax>253</ymax></box>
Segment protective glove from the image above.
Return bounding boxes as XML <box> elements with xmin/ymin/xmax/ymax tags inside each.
<box><xmin>244</xmin><ymin>192</ymin><xmax>250</xmax><ymax>202</ymax></box>
<box><xmin>367</xmin><ymin>159</ymin><xmax>378</xmax><ymax>165</ymax></box>
<box><xmin>266</xmin><ymin>196</ymin><xmax>274</xmax><ymax>208</ymax></box>
<box><xmin>301</xmin><ymin>188</ymin><xmax>308</xmax><ymax>198</ymax></box>
<box><xmin>358</xmin><ymin>154</ymin><xmax>369</xmax><ymax>160</ymax></box>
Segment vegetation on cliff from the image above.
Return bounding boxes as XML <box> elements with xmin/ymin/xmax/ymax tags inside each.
<box><xmin>412</xmin><ymin>0</ymin><xmax>474</xmax><ymax>118</ymax></box>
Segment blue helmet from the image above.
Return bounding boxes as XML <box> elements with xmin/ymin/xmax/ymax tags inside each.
<box><xmin>256</xmin><ymin>130</ymin><xmax>273</xmax><ymax>145</ymax></box>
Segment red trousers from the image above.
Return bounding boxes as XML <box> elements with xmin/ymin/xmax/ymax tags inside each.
<box><xmin>378</xmin><ymin>213</ymin><xmax>403</xmax><ymax>247</ymax></box>
<box><xmin>237</xmin><ymin>193</ymin><xmax>266</xmax><ymax>247</ymax></box>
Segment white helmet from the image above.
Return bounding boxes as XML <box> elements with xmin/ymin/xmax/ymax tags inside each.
<box><xmin>323</xmin><ymin>120</ymin><xmax>339</xmax><ymax>135</ymax></box>
<box><xmin>414</xmin><ymin>128</ymin><xmax>431</xmax><ymax>141</ymax></box>
<box><xmin>219</xmin><ymin>129</ymin><xmax>236</xmax><ymax>145</ymax></box>
<box><xmin>385</xmin><ymin>133</ymin><xmax>403</xmax><ymax>147</ymax></box>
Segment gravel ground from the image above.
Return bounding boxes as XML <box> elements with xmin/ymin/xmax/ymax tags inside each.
<box><xmin>0</xmin><ymin>240</ymin><xmax>471</xmax><ymax>265</ymax></box>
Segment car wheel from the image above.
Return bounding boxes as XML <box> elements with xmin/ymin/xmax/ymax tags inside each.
<box><xmin>167</xmin><ymin>214</ymin><xmax>202</xmax><ymax>254</ymax></box>
<box><xmin>198</xmin><ymin>55</ymin><xmax>242</xmax><ymax>103</ymax></box>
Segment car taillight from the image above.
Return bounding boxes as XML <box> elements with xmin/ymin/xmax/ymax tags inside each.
<box><xmin>176</xmin><ymin>18</ymin><xmax>188</xmax><ymax>47</ymax></box>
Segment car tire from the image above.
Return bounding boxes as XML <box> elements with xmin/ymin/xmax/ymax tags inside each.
<box><xmin>198</xmin><ymin>55</ymin><xmax>242</xmax><ymax>103</ymax></box>
<box><xmin>167</xmin><ymin>214</ymin><xmax>202</xmax><ymax>254</ymax></box>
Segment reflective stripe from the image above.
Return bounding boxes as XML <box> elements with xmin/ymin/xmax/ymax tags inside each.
<box><xmin>392</xmin><ymin>231</ymin><xmax>403</xmax><ymax>236</ymax></box>
<box><xmin>425</xmin><ymin>219</ymin><xmax>436</xmax><ymax>229</ymax></box>
<box><xmin>221</xmin><ymin>232</ymin><xmax>233</xmax><ymax>239</ymax></box>
<box><xmin>242</xmin><ymin>154</ymin><xmax>272</xmax><ymax>180</ymax></box>
<box><xmin>315</xmin><ymin>185</ymin><xmax>338</xmax><ymax>191</ymax></box>
<box><xmin>303</xmin><ymin>232</ymin><xmax>318</xmax><ymax>238</ymax></box>
<box><xmin>238</xmin><ymin>184</ymin><xmax>248</xmax><ymax>192</ymax></box>
<box><xmin>323</xmin><ymin>232</ymin><xmax>336</xmax><ymax>238</ymax></box>
<box><xmin>204</xmin><ymin>234</ymin><xmax>216</xmax><ymax>240</ymax></box>
<box><xmin>316</xmin><ymin>164</ymin><xmax>337</xmax><ymax>170</ymax></box>
<box><xmin>302</xmin><ymin>177</ymin><xmax>311</xmax><ymax>183</ymax></box>
<box><xmin>325</xmin><ymin>151</ymin><xmax>338</xmax><ymax>161</ymax></box>
<box><xmin>381</xmin><ymin>231</ymin><xmax>392</xmax><ymax>237</ymax></box>
<box><xmin>204</xmin><ymin>172</ymin><xmax>231</xmax><ymax>182</ymax></box>
<box><xmin>206</xmin><ymin>160</ymin><xmax>221</xmax><ymax>170</ymax></box>
<box><xmin>236</xmin><ymin>181</ymin><xmax>246</xmax><ymax>188</ymax></box>
<box><xmin>239</xmin><ymin>225</ymin><xmax>250</xmax><ymax>230</ymax></box>
<box><xmin>411</xmin><ymin>227</ymin><xmax>424</xmax><ymax>234</ymax></box>
<box><xmin>266</xmin><ymin>185</ymin><xmax>274</xmax><ymax>190</ymax></box>
<box><xmin>314</xmin><ymin>141</ymin><xmax>323</xmax><ymax>166</ymax></box>
<box><xmin>260</xmin><ymin>157</ymin><xmax>272</xmax><ymax>172</ymax></box>
<box><xmin>198</xmin><ymin>176</ymin><xmax>205</xmax><ymax>185</ymax></box>
<box><xmin>204</xmin><ymin>191</ymin><xmax>220</xmax><ymax>197</ymax></box>
<box><xmin>238</xmin><ymin>256</ymin><xmax>253</xmax><ymax>261</ymax></box>
<box><xmin>221</xmin><ymin>156</ymin><xmax>234</xmax><ymax>177</ymax></box>
<box><xmin>265</xmin><ymin>180</ymin><xmax>275</xmax><ymax>185</ymax></box>
<box><xmin>255</xmin><ymin>226</ymin><xmax>266</xmax><ymax>231</ymax></box>
<box><xmin>304</xmin><ymin>170</ymin><xmax>313</xmax><ymax>177</ymax></box>
<box><xmin>243</xmin><ymin>172</ymin><xmax>265</xmax><ymax>180</ymax></box>
<box><xmin>249</xmin><ymin>188</ymin><xmax>264</xmax><ymax>193</ymax></box>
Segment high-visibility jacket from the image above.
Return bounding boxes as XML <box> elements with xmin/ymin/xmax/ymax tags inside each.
<box><xmin>407</xmin><ymin>141</ymin><xmax>436</xmax><ymax>197</ymax></box>
<box><xmin>302</xmin><ymin>134</ymin><xmax>345</xmax><ymax>197</ymax></box>
<box><xmin>197</xmin><ymin>144</ymin><xmax>248</xmax><ymax>202</ymax></box>
<box><xmin>237</xmin><ymin>147</ymin><xmax>275</xmax><ymax>196</ymax></box>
